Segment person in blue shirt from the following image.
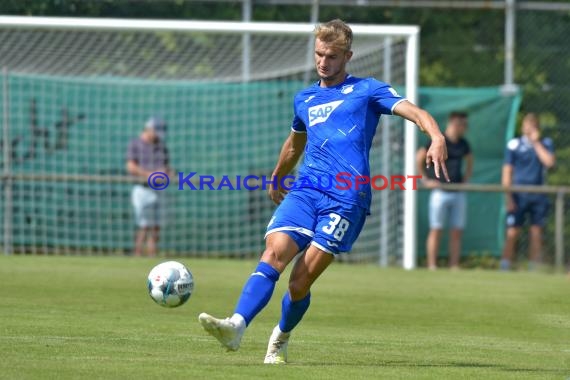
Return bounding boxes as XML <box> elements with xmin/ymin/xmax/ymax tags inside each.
<box><xmin>198</xmin><ymin>19</ymin><xmax>449</xmax><ymax>364</ymax></box>
<box><xmin>501</xmin><ymin>113</ymin><xmax>555</xmax><ymax>270</ymax></box>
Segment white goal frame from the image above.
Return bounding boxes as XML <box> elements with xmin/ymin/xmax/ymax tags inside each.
<box><xmin>0</xmin><ymin>16</ymin><xmax>420</xmax><ymax>269</ymax></box>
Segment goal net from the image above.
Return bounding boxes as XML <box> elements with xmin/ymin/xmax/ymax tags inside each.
<box><xmin>0</xmin><ymin>17</ymin><xmax>419</xmax><ymax>268</ymax></box>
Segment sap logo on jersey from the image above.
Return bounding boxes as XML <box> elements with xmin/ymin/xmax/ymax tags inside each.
<box><xmin>308</xmin><ymin>100</ymin><xmax>344</xmax><ymax>126</ymax></box>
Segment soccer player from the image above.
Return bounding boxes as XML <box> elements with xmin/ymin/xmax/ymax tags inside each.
<box><xmin>417</xmin><ymin>111</ymin><xmax>473</xmax><ymax>270</ymax></box>
<box><xmin>198</xmin><ymin>19</ymin><xmax>449</xmax><ymax>364</ymax></box>
<box><xmin>501</xmin><ymin>113</ymin><xmax>555</xmax><ymax>270</ymax></box>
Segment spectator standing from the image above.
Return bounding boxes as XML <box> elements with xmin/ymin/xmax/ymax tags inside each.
<box><xmin>126</xmin><ymin>117</ymin><xmax>172</xmax><ymax>257</ymax></box>
<box><xmin>417</xmin><ymin>111</ymin><xmax>473</xmax><ymax>270</ymax></box>
<box><xmin>501</xmin><ymin>113</ymin><xmax>555</xmax><ymax>270</ymax></box>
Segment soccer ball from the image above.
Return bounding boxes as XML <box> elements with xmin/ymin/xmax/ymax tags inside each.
<box><xmin>147</xmin><ymin>261</ymin><xmax>194</xmax><ymax>308</ymax></box>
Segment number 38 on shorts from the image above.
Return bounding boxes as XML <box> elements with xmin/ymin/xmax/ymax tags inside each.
<box><xmin>322</xmin><ymin>213</ymin><xmax>350</xmax><ymax>241</ymax></box>
<box><xmin>263</xmin><ymin>189</ymin><xmax>367</xmax><ymax>254</ymax></box>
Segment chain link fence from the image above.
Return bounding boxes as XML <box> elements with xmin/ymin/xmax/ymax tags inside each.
<box><xmin>0</xmin><ymin>1</ymin><xmax>568</xmax><ymax>269</ymax></box>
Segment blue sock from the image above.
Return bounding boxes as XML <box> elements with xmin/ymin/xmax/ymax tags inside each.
<box><xmin>279</xmin><ymin>291</ymin><xmax>311</xmax><ymax>333</ymax></box>
<box><xmin>500</xmin><ymin>259</ymin><xmax>511</xmax><ymax>271</ymax></box>
<box><xmin>234</xmin><ymin>262</ymin><xmax>280</xmax><ymax>326</ymax></box>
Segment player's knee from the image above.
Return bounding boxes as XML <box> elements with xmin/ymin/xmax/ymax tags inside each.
<box><xmin>260</xmin><ymin>234</ymin><xmax>299</xmax><ymax>272</ymax></box>
<box><xmin>260</xmin><ymin>247</ymin><xmax>288</xmax><ymax>273</ymax></box>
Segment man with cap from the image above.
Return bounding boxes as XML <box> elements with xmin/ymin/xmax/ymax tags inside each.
<box><xmin>126</xmin><ymin>117</ymin><xmax>172</xmax><ymax>257</ymax></box>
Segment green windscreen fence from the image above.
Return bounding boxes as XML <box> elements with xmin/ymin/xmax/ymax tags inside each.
<box><xmin>0</xmin><ymin>74</ymin><xmax>520</xmax><ymax>258</ymax></box>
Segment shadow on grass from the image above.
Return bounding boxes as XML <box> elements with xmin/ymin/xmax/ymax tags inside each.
<box><xmin>276</xmin><ymin>359</ymin><xmax>566</xmax><ymax>374</ymax></box>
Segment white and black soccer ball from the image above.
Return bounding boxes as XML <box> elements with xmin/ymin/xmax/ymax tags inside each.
<box><xmin>147</xmin><ymin>261</ymin><xmax>194</xmax><ymax>308</ymax></box>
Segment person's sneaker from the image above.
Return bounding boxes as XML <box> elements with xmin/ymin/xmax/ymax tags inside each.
<box><xmin>198</xmin><ymin>313</ymin><xmax>245</xmax><ymax>351</ymax></box>
<box><xmin>264</xmin><ymin>325</ymin><xmax>290</xmax><ymax>364</ymax></box>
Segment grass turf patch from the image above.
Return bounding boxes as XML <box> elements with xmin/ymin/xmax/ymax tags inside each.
<box><xmin>0</xmin><ymin>255</ymin><xmax>568</xmax><ymax>379</ymax></box>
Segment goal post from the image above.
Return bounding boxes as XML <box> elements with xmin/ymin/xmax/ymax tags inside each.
<box><xmin>404</xmin><ymin>30</ymin><xmax>419</xmax><ymax>270</ymax></box>
<box><xmin>0</xmin><ymin>16</ymin><xmax>419</xmax><ymax>269</ymax></box>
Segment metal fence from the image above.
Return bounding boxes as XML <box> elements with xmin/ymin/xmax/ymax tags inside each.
<box><xmin>1</xmin><ymin>1</ymin><xmax>568</xmax><ymax>270</ymax></box>
<box><xmin>418</xmin><ymin>183</ymin><xmax>570</xmax><ymax>272</ymax></box>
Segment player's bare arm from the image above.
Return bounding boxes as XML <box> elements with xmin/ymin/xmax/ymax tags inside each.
<box><xmin>501</xmin><ymin>163</ymin><xmax>515</xmax><ymax>212</ymax></box>
<box><xmin>416</xmin><ymin>147</ymin><xmax>440</xmax><ymax>188</ymax></box>
<box><xmin>393</xmin><ymin>101</ymin><xmax>450</xmax><ymax>182</ymax></box>
<box><xmin>268</xmin><ymin>132</ymin><xmax>307</xmax><ymax>204</ymax></box>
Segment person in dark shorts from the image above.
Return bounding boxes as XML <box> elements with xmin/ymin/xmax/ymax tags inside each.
<box><xmin>501</xmin><ymin>113</ymin><xmax>556</xmax><ymax>270</ymax></box>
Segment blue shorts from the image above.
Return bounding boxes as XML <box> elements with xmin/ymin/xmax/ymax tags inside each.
<box><xmin>429</xmin><ymin>189</ymin><xmax>466</xmax><ymax>229</ymax></box>
<box><xmin>265</xmin><ymin>187</ymin><xmax>367</xmax><ymax>255</ymax></box>
<box><xmin>506</xmin><ymin>193</ymin><xmax>549</xmax><ymax>228</ymax></box>
<box><xmin>131</xmin><ymin>185</ymin><xmax>166</xmax><ymax>228</ymax></box>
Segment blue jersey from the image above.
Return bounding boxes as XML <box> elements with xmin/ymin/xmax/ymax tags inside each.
<box><xmin>290</xmin><ymin>75</ymin><xmax>405</xmax><ymax>211</ymax></box>
<box><xmin>504</xmin><ymin>136</ymin><xmax>554</xmax><ymax>185</ymax></box>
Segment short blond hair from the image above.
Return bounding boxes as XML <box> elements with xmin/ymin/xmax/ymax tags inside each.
<box><xmin>314</xmin><ymin>19</ymin><xmax>353</xmax><ymax>52</ymax></box>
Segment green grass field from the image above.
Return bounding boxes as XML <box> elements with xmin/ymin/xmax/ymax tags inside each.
<box><xmin>0</xmin><ymin>255</ymin><xmax>568</xmax><ymax>379</ymax></box>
